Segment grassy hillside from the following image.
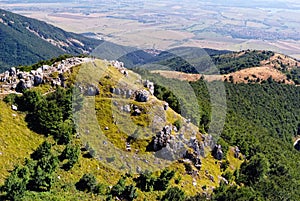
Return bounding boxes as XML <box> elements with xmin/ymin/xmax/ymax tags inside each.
<box><xmin>0</xmin><ymin>101</ymin><xmax>44</xmax><ymax>184</ymax></box>
<box><xmin>0</xmin><ymin>59</ymin><xmax>238</xmax><ymax>200</ymax></box>
<box><xmin>2</xmin><ymin>54</ymin><xmax>299</xmax><ymax>200</ymax></box>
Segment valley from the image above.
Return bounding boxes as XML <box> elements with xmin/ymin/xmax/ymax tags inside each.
<box><xmin>2</xmin><ymin>0</ymin><xmax>300</xmax><ymax>59</ymax></box>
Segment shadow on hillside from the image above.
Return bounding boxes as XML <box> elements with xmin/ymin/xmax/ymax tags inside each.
<box><xmin>25</xmin><ymin>113</ymin><xmax>44</xmax><ymax>135</ymax></box>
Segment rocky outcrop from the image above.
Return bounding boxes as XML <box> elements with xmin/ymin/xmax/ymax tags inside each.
<box><xmin>86</xmin><ymin>84</ymin><xmax>100</xmax><ymax>96</ymax></box>
<box><xmin>135</xmin><ymin>89</ymin><xmax>150</xmax><ymax>102</ymax></box>
<box><xmin>144</xmin><ymin>80</ymin><xmax>154</xmax><ymax>95</ymax></box>
<box><xmin>184</xmin><ymin>150</ymin><xmax>202</xmax><ymax>170</ymax></box>
<box><xmin>212</xmin><ymin>144</ymin><xmax>223</xmax><ymax>160</ymax></box>
<box><xmin>0</xmin><ymin>57</ymin><xmax>90</xmax><ymax>94</ymax></box>
<box><xmin>16</xmin><ymin>79</ymin><xmax>31</xmax><ymax>92</ymax></box>
<box><xmin>163</xmin><ymin>102</ymin><xmax>169</xmax><ymax>110</ymax></box>
<box><xmin>34</xmin><ymin>74</ymin><xmax>43</xmax><ymax>86</ymax></box>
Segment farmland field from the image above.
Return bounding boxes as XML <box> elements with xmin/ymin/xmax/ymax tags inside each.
<box><xmin>2</xmin><ymin>0</ymin><xmax>300</xmax><ymax>58</ymax></box>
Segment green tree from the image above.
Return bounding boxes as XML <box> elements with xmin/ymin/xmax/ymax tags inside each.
<box><xmin>200</xmin><ymin>114</ymin><xmax>210</xmax><ymax>133</ymax></box>
<box><xmin>29</xmin><ymin>166</ymin><xmax>53</xmax><ymax>192</ymax></box>
<box><xmin>34</xmin><ymin>99</ymin><xmax>63</xmax><ymax>135</ymax></box>
<box><xmin>123</xmin><ymin>184</ymin><xmax>138</xmax><ymax>201</ymax></box>
<box><xmin>3</xmin><ymin>93</ymin><xmax>20</xmax><ymax>105</ymax></box>
<box><xmin>60</xmin><ymin>144</ymin><xmax>80</xmax><ymax>170</ymax></box>
<box><xmin>238</xmin><ymin>154</ymin><xmax>269</xmax><ymax>185</ymax></box>
<box><xmin>31</xmin><ymin>141</ymin><xmax>52</xmax><ymax>160</ymax></box>
<box><xmin>161</xmin><ymin>187</ymin><xmax>185</xmax><ymax>201</ymax></box>
<box><xmin>212</xmin><ymin>184</ymin><xmax>263</xmax><ymax>201</ymax></box>
<box><xmin>1</xmin><ymin>165</ymin><xmax>30</xmax><ymax>200</ymax></box>
<box><xmin>135</xmin><ymin>172</ymin><xmax>156</xmax><ymax>192</ymax></box>
<box><xmin>154</xmin><ymin>169</ymin><xmax>175</xmax><ymax>191</ymax></box>
<box><xmin>53</xmin><ymin>119</ymin><xmax>74</xmax><ymax>144</ymax></box>
<box><xmin>76</xmin><ymin>173</ymin><xmax>98</xmax><ymax>193</ymax></box>
<box><xmin>18</xmin><ymin>90</ymin><xmax>43</xmax><ymax>111</ymax></box>
<box><xmin>110</xmin><ymin>177</ymin><xmax>126</xmax><ymax>197</ymax></box>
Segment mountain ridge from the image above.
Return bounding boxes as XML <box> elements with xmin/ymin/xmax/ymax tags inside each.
<box><xmin>0</xmin><ymin>8</ymin><xmax>102</xmax><ymax>72</ymax></box>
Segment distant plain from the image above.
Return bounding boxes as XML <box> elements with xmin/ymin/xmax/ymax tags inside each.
<box><xmin>2</xmin><ymin>0</ymin><xmax>300</xmax><ymax>59</ymax></box>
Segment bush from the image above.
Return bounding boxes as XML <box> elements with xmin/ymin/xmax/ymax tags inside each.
<box><xmin>1</xmin><ymin>165</ymin><xmax>30</xmax><ymax>200</ymax></box>
<box><xmin>173</xmin><ymin>119</ymin><xmax>183</xmax><ymax>130</ymax></box>
<box><xmin>60</xmin><ymin>144</ymin><xmax>80</xmax><ymax>170</ymax></box>
<box><xmin>76</xmin><ymin>173</ymin><xmax>98</xmax><ymax>193</ymax></box>
<box><xmin>31</xmin><ymin>141</ymin><xmax>52</xmax><ymax>160</ymax></box>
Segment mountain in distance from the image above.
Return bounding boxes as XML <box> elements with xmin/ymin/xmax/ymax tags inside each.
<box><xmin>0</xmin><ymin>9</ymin><xmax>103</xmax><ymax>72</ymax></box>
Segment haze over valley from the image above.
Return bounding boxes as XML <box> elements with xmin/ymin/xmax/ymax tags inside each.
<box><xmin>2</xmin><ymin>0</ymin><xmax>300</xmax><ymax>59</ymax></box>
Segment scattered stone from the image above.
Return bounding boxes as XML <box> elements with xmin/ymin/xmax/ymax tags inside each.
<box><xmin>184</xmin><ymin>150</ymin><xmax>202</xmax><ymax>170</ymax></box>
<box><xmin>144</xmin><ymin>80</ymin><xmax>155</xmax><ymax>95</ymax></box>
<box><xmin>126</xmin><ymin>142</ymin><xmax>131</xmax><ymax>151</ymax></box>
<box><xmin>115</xmin><ymin>88</ymin><xmax>121</xmax><ymax>95</ymax></box>
<box><xmin>133</xmin><ymin>108</ymin><xmax>142</xmax><ymax>116</ymax></box>
<box><xmin>123</xmin><ymin>104</ymin><xmax>131</xmax><ymax>113</ymax></box>
<box><xmin>192</xmin><ymin>179</ymin><xmax>197</xmax><ymax>187</ymax></box>
<box><xmin>136</xmin><ymin>166</ymin><xmax>142</xmax><ymax>173</ymax></box>
<box><xmin>127</xmin><ymin>89</ymin><xmax>133</xmax><ymax>98</ymax></box>
<box><xmin>16</xmin><ymin>79</ymin><xmax>29</xmax><ymax>92</ymax></box>
<box><xmin>208</xmin><ymin>175</ymin><xmax>215</xmax><ymax>182</ymax></box>
<box><xmin>163</xmin><ymin>102</ymin><xmax>169</xmax><ymax>110</ymax></box>
<box><xmin>110</xmin><ymin>87</ymin><xmax>115</xmax><ymax>94</ymax></box>
<box><xmin>234</xmin><ymin>146</ymin><xmax>240</xmax><ymax>158</ymax></box>
<box><xmin>86</xmin><ymin>85</ymin><xmax>100</xmax><ymax>96</ymax></box>
<box><xmin>218</xmin><ymin>176</ymin><xmax>229</xmax><ymax>185</ymax></box>
<box><xmin>9</xmin><ymin>67</ymin><xmax>16</xmax><ymax>76</ymax></box>
<box><xmin>294</xmin><ymin>139</ymin><xmax>300</xmax><ymax>151</ymax></box>
<box><xmin>11</xmin><ymin>105</ymin><xmax>17</xmax><ymax>111</ymax></box>
<box><xmin>34</xmin><ymin>75</ymin><xmax>43</xmax><ymax>86</ymax></box>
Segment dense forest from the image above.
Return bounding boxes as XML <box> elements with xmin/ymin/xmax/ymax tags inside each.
<box><xmin>137</xmin><ymin>70</ymin><xmax>300</xmax><ymax>201</ymax></box>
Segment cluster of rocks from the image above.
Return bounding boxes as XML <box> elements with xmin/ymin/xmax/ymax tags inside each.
<box><xmin>110</xmin><ymin>88</ymin><xmax>151</xmax><ymax>103</ymax></box>
<box><xmin>110</xmin><ymin>87</ymin><xmax>133</xmax><ymax>99</ymax></box>
<box><xmin>117</xmin><ymin>103</ymin><xmax>143</xmax><ymax>116</ymax></box>
<box><xmin>152</xmin><ymin>124</ymin><xmax>207</xmax><ymax>167</ymax></box>
<box><xmin>202</xmin><ymin>134</ymin><xmax>215</xmax><ymax>148</ymax></box>
<box><xmin>76</xmin><ymin>84</ymin><xmax>100</xmax><ymax>96</ymax></box>
<box><xmin>153</xmin><ymin>125</ymin><xmax>174</xmax><ymax>151</ymax></box>
<box><xmin>184</xmin><ymin>150</ymin><xmax>202</xmax><ymax>170</ymax></box>
<box><xmin>153</xmin><ymin>125</ymin><xmax>186</xmax><ymax>160</ymax></box>
<box><xmin>0</xmin><ymin>57</ymin><xmax>91</xmax><ymax>93</ymax></box>
<box><xmin>110</xmin><ymin>60</ymin><xmax>128</xmax><ymax>77</ymax></box>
